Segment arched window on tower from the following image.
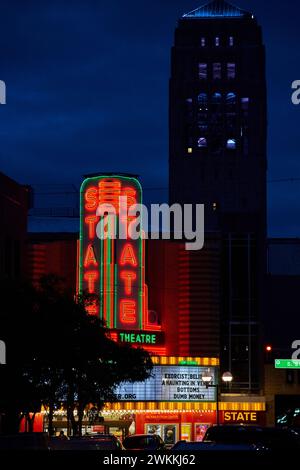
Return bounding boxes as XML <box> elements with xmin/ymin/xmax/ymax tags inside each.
<box><xmin>212</xmin><ymin>92</ymin><xmax>222</xmax><ymax>104</ymax></box>
<box><xmin>213</xmin><ymin>63</ymin><xmax>222</xmax><ymax>80</ymax></box>
<box><xmin>198</xmin><ymin>63</ymin><xmax>207</xmax><ymax>80</ymax></box>
<box><xmin>226</xmin><ymin>92</ymin><xmax>236</xmax><ymax>113</ymax></box>
<box><xmin>198</xmin><ymin>137</ymin><xmax>208</xmax><ymax>148</ymax></box>
<box><xmin>227</xmin><ymin>63</ymin><xmax>236</xmax><ymax>79</ymax></box>
<box><xmin>226</xmin><ymin>92</ymin><xmax>236</xmax><ymax>105</ymax></box>
<box><xmin>227</xmin><ymin>138</ymin><xmax>236</xmax><ymax>150</ymax></box>
<box><xmin>198</xmin><ymin>93</ymin><xmax>208</xmax><ymax>111</ymax></box>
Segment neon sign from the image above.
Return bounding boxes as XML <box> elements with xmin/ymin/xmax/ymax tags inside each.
<box><xmin>114</xmin><ymin>330</ymin><xmax>165</xmax><ymax>346</ymax></box>
<box><xmin>223</xmin><ymin>412</ymin><xmax>258</xmax><ymax>423</ymax></box>
<box><xmin>79</xmin><ymin>175</ymin><xmax>162</xmax><ymax>335</ymax></box>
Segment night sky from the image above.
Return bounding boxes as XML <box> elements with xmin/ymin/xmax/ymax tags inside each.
<box><xmin>0</xmin><ymin>0</ymin><xmax>299</xmax><ymax>236</ymax></box>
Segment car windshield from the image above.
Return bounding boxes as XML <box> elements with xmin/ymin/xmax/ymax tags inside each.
<box><xmin>124</xmin><ymin>436</ymin><xmax>158</xmax><ymax>449</ymax></box>
<box><xmin>204</xmin><ymin>427</ymin><xmax>263</xmax><ymax>444</ymax></box>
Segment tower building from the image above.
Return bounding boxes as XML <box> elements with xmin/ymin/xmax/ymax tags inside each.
<box><xmin>169</xmin><ymin>0</ymin><xmax>267</xmax><ymax>392</ymax></box>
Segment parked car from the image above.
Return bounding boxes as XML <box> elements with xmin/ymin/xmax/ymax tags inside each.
<box><xmin>50</xmin><ymin>433</ymin><xmax>124</xmax><ymax>451</ymax></box>
<box><xmin>123</xmin><ymin>434</ymin><xmax>166</xmax><ymax>451</ymax></box>
<box><xmin>0</xmin><ymin>433</ymin><xmax>50</xmax><ymax>451</ymax></box>
<box><xmin>171</xmin><ymin>440</ymin><xmax>257</xmax><ymax>452</ymax></box>
<box><xmin>203</xmin><ymin>425</ymin><xmax>300</xmax><ymax>451</ymax></box>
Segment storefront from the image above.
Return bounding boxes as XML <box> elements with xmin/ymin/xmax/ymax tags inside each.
<box><xmin>101</xmin><ymin>406</ymin><xmax>266</xmax><ymax>444</ymax></box>
<box><xmin>102</xmin><ymin>356</ymin><xmax>266</xmax><ymax>444</ymax></box>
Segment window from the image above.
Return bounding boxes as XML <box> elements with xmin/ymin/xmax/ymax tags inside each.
<box><xmin>198</xmin><ymin>93</ymin><xmax>208</xmax><ymax>111</ymax></box>
<box><xmin>198</xmin><ymin>137</ymin><xmax>207</xmax><ymax>148</ymax></box>
<box><xmin>227</xmin><ymin>139</ymin><xmax>236</xmax><ymax>149</ymax></box>
<box><xmin>198</xmin><ymin>112</ymin><xmax>208</xmax><ymax>130</ymax></box>
<box><xmin>213</xmin><ymin>63</ymin><xmax>222</xmax><ymax>80</ymax></box>
<box><xmin>229</xmin><ymin>36</ymin><xmax>234</xmax><ymax>47</ymax></box>
<box><xmin>198</xmin><ymin>63</ymin><xmax>207</xmax><ymax>80</ymax></box>
<box><xmin>226</xmin><ymin>92</ymin><xmax>236</xmax><ymax>105</ymax></box>
<box><xmin>215</xmin><ymin>36</ymin><xmax>220</xmax><ymax>47</ymax></box>
<box><xmin>185</xmin><ymin>98</ymin><xmax>193</xmax><ymax>111</ymax></box>
<box><xmin>198</xmin><ymin>93</ymin><xmax>208</xmax><ymax>105</ymax></box>
<box><xmin>212</xmin><ymin>92</ymin><xmax>222</xmax><ymax>104</ymax></box>
<box><xmin>187</xmin><ymin>147</ymin><xmax>193</xmax><ymax>154</ymax></box>
<box><xmin>201</xmin><ymin>37</ymin><xmax>206</xmax><ymax>47</ymax></box>
<box><xmin>241</xmin><ymin>97</ymin><xmax>249</xmax><ymax>110</ymax></box>
<box><xmin>227</xmin><ymin>63</ymin><xmax>236</xmax><ymax>79</ymax></box>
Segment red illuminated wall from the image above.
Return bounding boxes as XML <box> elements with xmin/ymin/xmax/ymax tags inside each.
<box><xmin>146</xmin><ymin>240</ymin><xmax>181</xmax><ymax>356</ymax></box>
<box><xmin>27</xmin><ymin>233</ymin><xmax>77</xmax><ymax>290</ymax></box>
<box><xmin>146</xmin><ymin>236</ymin><xmax>221</xmax><ymax>358</ymax></box>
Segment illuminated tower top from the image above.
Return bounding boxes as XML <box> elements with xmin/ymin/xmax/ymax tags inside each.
<box><xmin>183</xmin><ymin>0</ymin><xmax>251</xmax><ymax>19</ymax></box>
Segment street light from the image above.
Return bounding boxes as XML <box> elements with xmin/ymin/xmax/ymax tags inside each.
<box><xmin>202</xmin><ymin>370</ymin><xmax>233</xmax><ymax>426</ymax></box>
<box><xmin>222</xmin><ymin>371</ymin><xmax>233</xmax><ymax>384</ymax></box>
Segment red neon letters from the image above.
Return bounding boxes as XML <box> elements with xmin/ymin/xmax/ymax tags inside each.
<box><xmin>84</xmin><ymin>187</ymin><xmax>98</xmax><ymax>211</ymax></box>
<box><xmin>80</xmin><ymin>176</ymin><xmax>157</xmax><ymax>333</ymax></box>
<box><xmin>85</xmin><ymin>216</ymin><xmax>99</xmax><ymax>239</ymax></box>
<box><xmin>84</xmin><ymin>244</ymin><xmax>98</xmax><ymax>268</ymax></box>
<box><xmin>120</xmin><ymin>244</ymin><xmax>138</xmax><ymax>267</ymax></box>
<box><xmin>120</xmin><ymin>300</ymin><xmax>136</xmax><ymax>324</ymax></box>
<box><xmin>120</xmin><ymin>271</ymin><xmax>136</xmax><ymax>296</ymax></box>
<box><xmin>84</xmin><ymin>271</ymin><xmax>98</xmax><ymax>293</ymax></box>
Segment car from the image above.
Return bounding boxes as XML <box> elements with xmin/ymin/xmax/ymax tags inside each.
<box><xmin>0</xmin><ymin>433</ymin><xmax>50</xmax><ymax>451</ymax></box>
<box><xmin>50</xmin><ymin>433</ymin><xmax>124</xmax><ymax>451</ymax></box>
<box><xmin>171</xmin><ymin>440</ymin><xmax>257</xmax><ymax>452</ymax></box>
<box><xmin>123</xmin><ymin>434</ymin><xmax>166</xmax><ymax>451</ymax></box>
<box><xmin>203</xmin><ymin>425</ymin><xmax>300</xmax><ymax>451</ymax></box>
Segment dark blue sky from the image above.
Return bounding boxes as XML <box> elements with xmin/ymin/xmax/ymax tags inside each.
<box><xmin>0</xmin><ymin>0</ymin><xmax>300</xmax><ymax>236</ymax></box>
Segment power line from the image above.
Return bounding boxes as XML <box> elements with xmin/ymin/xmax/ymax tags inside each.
<box><xmin>29</xmin><ymin>179</ymin><xmax>300</xmax><ymax>196</ymax></box>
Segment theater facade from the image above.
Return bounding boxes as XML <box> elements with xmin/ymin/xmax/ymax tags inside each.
<box><xmin>26</xmin><ymin>173</ymin><xmax>266</xmax><ymax>438</ymax></box>
<box><xmin>76</xmin><ymin>174</ymin><xmax>266</xmax><ymax>442</ymax></box>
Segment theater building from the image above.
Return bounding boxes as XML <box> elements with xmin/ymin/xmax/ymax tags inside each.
<box><xmin>71</xmin><ymin>173</ymin><xmax>265</xmax><ymax>442</ymax></box>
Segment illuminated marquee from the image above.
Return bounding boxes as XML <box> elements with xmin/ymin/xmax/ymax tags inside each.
<box><xmin>115</xmin><ymin>365</ymin><xmax>217</xmax><ymax>402</ymax></box>
<box><xmin>79</xmin><ymin>175</ymin><xmax>161</xmax><ymax>334</ymax></box>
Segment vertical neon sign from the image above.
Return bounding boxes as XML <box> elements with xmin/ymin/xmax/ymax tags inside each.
<box><xmin>79</xmin><ymin>175</ymin><xmax>144</xmax><ymax>330</ymax></box>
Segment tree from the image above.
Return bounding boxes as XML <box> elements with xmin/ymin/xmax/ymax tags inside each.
<box><xmin>0</xmin><ymin>275</ymin><xmax>153</xmax><ymax>435</ymax></box>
